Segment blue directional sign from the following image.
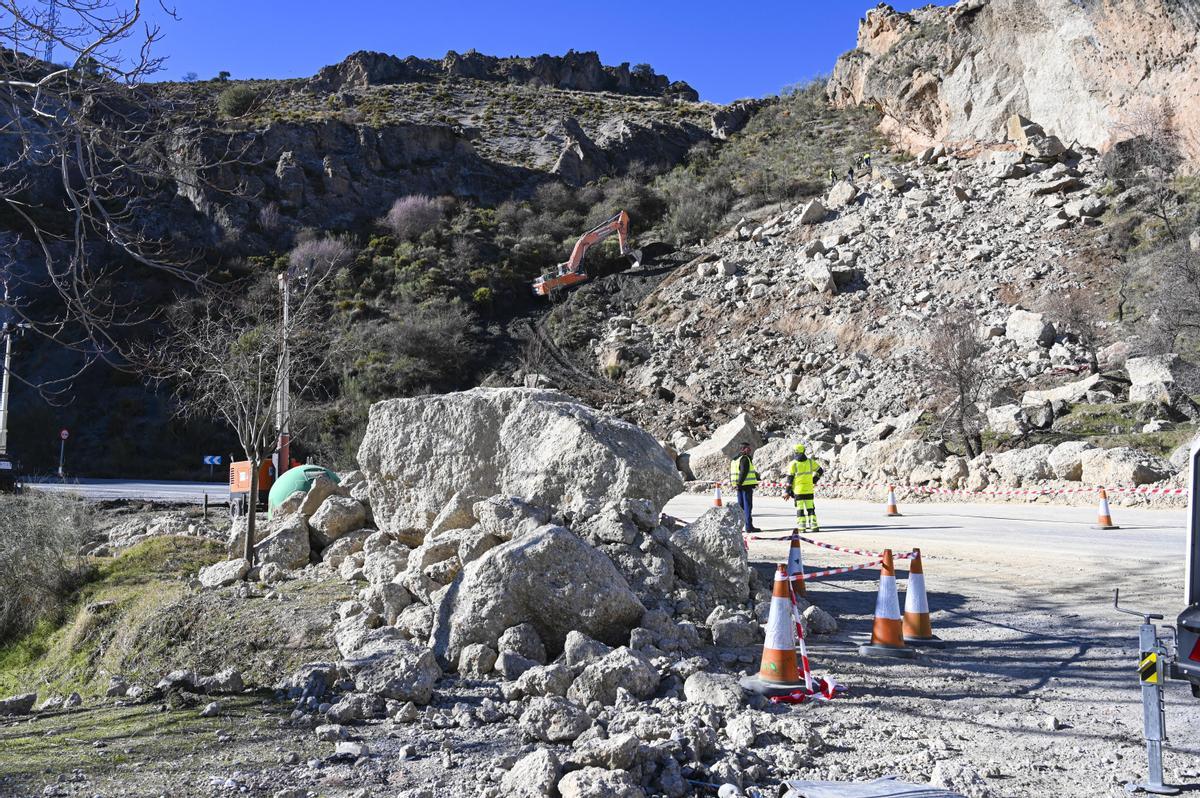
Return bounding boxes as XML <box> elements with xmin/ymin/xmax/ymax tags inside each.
<box><xmin>203</xmin><ymin>455</ymin><xmax>222</xmax><ymax>465</ymax></box>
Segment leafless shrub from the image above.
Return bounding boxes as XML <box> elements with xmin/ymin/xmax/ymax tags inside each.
<box><xmin>257</xmin><ymin>201</ymin><xmax>282</xmax><ymax>233</ymax></box>
<box><xmin>287</xmin><ymin>236</ymin><xmax>355</xmax><ymax>276</ymax></box>
<box><xmin>924</xmin><ymin>311</ymin><xmax>990</xmax><ymax>457</ymax></box>
<box><xmin>383</xmin><ymin>195</ymin><xmax>443</xmax><ymax>241</ymax></box>
<box><xmin>0</xmin><ymin>493</ymin><xmax>93</xmax><ymax>642</ymax></box>
<box><xmin>1112</xmin><ymin>101</ymin><xmax>1185</xmax><ymax>240</ymax></box>
<box><xmin>1040</xmin><ymin>285</ymin><xmax>1104</xmax><ymax>372</ymax></box>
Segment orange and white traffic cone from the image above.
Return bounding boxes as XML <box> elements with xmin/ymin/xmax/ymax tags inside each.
<box><xmin>713</xmin><ymin>483</ymin><xmax>723</xmax><ymax>507</ymax></box>
<box><xmin>902</xmin><ymin>548</ymin><xmax>944</xmax><ymax>647</ymax></box>
<box><xmin>740</xmin><ymin>565</ymin><xmax>811</xmax><ymax>696</ymax></box>
<box><xmin>858</xmin><ymin>549</ymin><xmax>914</xmax><ymax>659</ymax></box>
<box><xmin>885</xmin><ymin>485</ymin><xmax>902</xmax><ymax>517</ymax></box>
<box><xmin>1094</xmin><ymin>487</ymin><xmax>1119</xmax><ymax>529</ymax></box>
<box><xmin>787</xmin><ymin>529</ymin><xmax>806</xmax><ymax>597</ymax></box>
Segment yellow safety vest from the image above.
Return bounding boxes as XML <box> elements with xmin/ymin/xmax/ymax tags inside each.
<box><xmin>730</xmin><ymin>455</ymin><xmax>759</xmax><ymax>487</ymax></box>
<box><xmin>788</xmin><ymin>458</ymin><xmax>819</xmax><ymax>494</ymax></box>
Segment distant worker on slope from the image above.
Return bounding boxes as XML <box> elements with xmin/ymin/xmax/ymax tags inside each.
<box><xmin>827</xmin><ymin>166</ymin><xmax>836</xmax><ymax>186</ymax></box>
<box><xmin>730</xmin><ymin>441</ymin><xmax>760</xmax><ymax>534</ymax></box>
<box><xmin>785</xmin><ymin>443</ymin><xmax>824</xmax><ymax>532</ymax></box>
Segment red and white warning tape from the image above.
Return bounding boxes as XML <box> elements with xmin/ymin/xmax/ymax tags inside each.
<box><xmin>715</xmin><ymin>480</ymin><xmax>1187</xmax><ymax>499</ymax></box>
<box><xmin>793</xmin><ymin>560</ymin><xmax>883</xmax><ymax>581</ymax></box>
<box><xmin>747</xmin><ymin>532</ymin><xmax>915</xmax><ymax>560</ymax></box>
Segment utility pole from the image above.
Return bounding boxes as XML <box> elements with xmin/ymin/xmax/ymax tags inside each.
<box><xmin>276</xmin><ymin>271</ymin><xmax>290</xmax><ymax>477</ymax></box>
<box><xmin>0</xmin><ymin>281</ymin><xmax>29</xmax><ymax>476</ymax></box>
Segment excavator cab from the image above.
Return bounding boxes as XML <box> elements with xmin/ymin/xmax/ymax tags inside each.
<box><xmin>532</xmin><ymin>210</ymin><xmax>641</xmax><ymax>297</ymax></box>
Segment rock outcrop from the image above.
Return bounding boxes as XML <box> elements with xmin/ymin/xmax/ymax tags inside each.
<box><xmin>827</xmin><ymin>1</ymin><xmax>1200</xmax><ymax>160</ymax></box>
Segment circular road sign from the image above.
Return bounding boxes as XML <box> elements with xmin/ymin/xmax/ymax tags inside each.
<box><xmin>60</xmin><ymin>429</ymin><xmax>69</xmax><ymax>440</ymax></box>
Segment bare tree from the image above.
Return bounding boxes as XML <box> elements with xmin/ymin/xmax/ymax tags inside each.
<box><xmin>925</xmin><ymin>311</ymin><xmax>990</xmax><ymax>458</ymax></box>
<box><xmin>0</xmin><ymin>1</ymin><xmax>241</xmax><ymax>381</ymax></box>
<box><xmin>141</xmin><ymin>240</ymin><xmax>348</xmax><ymax>565</ymax></box>
<box><xmin>1041</xmin><ymin>285</ymin><xmax>1104</xmax><ymax>372</ymax></box>
<box><xmin>1112</xmin><ymin>101</ymin><xmax>1184</xmax><ymax>241</ymax></box>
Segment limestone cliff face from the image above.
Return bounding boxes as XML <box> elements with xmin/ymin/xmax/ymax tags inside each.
<box><xmin>828</xmin><ymin>0</ymin><xmax>1200</xmax><ymax>157</ymax></box>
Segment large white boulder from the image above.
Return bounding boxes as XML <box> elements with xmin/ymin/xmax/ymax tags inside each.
<box><xmin>851</xmin><ymin>438</ymin><xmax>943</xmax><ymax>479</ymax></box>
<box><xmin>356</xmin><ymin>388</ymin><xmax>682</xmax><ymax>538</ymax></box>
<box><xmin>1021</xmin><ymin>373</ymin><xmax>1101</xmax><ymax>406</ymax></box>
<box><xmin>1047</xmin><ymin>441</ymin><xmax>1095</xmax><ymax>481</ymax></box>
<box><xmin>665</xmin><ymin>505</ymin><xmax>750</xmax><ymax>612</ymax></box>
<box><xmin>986</xmin><ymin>404</ymin><xmax>1027</xmax><ymax>435</ymax></box>
<box><xmin>1080</xmin><ymin>447</ymin><xmax>1173</xmax><ymax>486</ymax></box>
<box><xmin>989</xmin><ymin>445</ymin><xmax>1053</xmax><ymax>487</ymax></box>
<box><xmin>254</xmin><ymin>514</ymin><xmax>310</xmax><ymax>571</ymax></box>
<box><xmin>198</xmin><ymin>558</ymin><xmax>249</xmax><ymax>588</ymax></box>
<box><xmin>340</xmin><ymin>636</ymin><xmax>441</xmax><ymax>705</ymax></box>
<box><xmin>681</xmin><ymin>412</ymin><xmax>765</xmax><ymax>482</ymax></box>
<box><xmin>430</xmin><ymin>525</ymin><xmax>644</xmax><ymax>668</ymax></box>
<box><xmin>1005</xmin><ymin>309</ymin><xmax>1055</xmax><ymax>349</ymax></box>
<box><xmin>309</xmin><ymin>496</ymin><xmax>368</xmax><ymax>550</ymax></box>
<box><xmin>1127</xmin><ymin>354</ymin><xmax>1184</xmax><ymax>404</ymax></box>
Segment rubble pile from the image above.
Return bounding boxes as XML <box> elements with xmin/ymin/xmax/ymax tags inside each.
<box><xmin>191</xmin><ymin>387</ymin><xmax>842</xmax><ymax>796</ymax></box>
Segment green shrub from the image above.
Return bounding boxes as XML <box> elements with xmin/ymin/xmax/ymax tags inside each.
<box><xmin>217</xmin><ymin>84</ymin><xmax>259</xmax><ymax>117</ymax></box>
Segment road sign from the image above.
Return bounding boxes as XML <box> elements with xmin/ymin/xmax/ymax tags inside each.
<box><xmin>59</xmin><ymin>429</ymin><xmax>68</xmax><ymax>441</ymax></box>
<box><xmin>203</xmin><ymin>455</ymin><xmax>222</xmax><ymax>466</ymax></box>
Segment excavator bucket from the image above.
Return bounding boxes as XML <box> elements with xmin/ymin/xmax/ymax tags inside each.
<box><xmin>627</xmin><ymin>248</ymin><xmax>643</xmax><ymax>269</ymax></box>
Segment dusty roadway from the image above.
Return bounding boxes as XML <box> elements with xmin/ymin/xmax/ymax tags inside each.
<box><xmin>665</xmin><ymin>493</ymin><xmax>1200</xmax><ymax>796</ymax></box>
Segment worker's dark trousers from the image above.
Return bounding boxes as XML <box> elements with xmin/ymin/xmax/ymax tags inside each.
<box><xmin>737</xmin><ymin>487</ymin><xmax>754</xmax><ymax>531</ymax></box>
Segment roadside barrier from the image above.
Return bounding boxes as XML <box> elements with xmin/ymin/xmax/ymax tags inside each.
<box><xmin>1095</xmin><ymin>487</ymin><xmax>1119</xmax><ymax>529</ymax></box>
<box><xmin>902</xmin><ymin>548</ymin><xmax>943</xmax><ymax>647</ymax></box>
<box><xmin>858</xmin><ymin>549</ymin><xmax>915</xmax><ymax>659</ymax></box>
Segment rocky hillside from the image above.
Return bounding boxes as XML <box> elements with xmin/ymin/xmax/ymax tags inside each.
<box><xmin>593</xmin><ymin>111</ymin><xmax>1199</xmax><ymax>495</ymax></box>
<box><xmin>827</xmin><ymin>0</ymin><xmax>1200</xmax><ymax>158</ymax></box>
<box><xmin>162</xmin><ymin>50</ymin><xmax>727</xmax><ymax>245</ymax></box>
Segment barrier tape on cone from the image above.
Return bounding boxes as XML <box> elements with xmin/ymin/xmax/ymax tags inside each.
<box><xmin>792</xmin><ymin>560</ymin><xmax>883</xmax><ymax>581</ymax></box>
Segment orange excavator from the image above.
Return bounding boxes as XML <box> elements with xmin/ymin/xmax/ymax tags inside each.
<box><xmin>532</xmin><ymin>210</ymin><xmax>643</xmax><ymax>297</ymax></box>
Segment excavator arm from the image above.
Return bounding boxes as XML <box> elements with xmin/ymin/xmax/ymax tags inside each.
<box><xmin>532</xmin><ymin>210</ymin><xmax>642</xmax><ymax>297</ymax></box>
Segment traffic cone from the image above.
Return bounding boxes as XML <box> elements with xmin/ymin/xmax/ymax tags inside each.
<box><xmin>1094</xmin><ymin>487</ymin><xmax>1119</xmax><ymax>529</ymax></box>
<box><xmin>787</xmin><ymin>529</ymin><xmax>806</xmax><ymax>597</ymax></box>
<box><xmin>885</xmin><ymin>485</ymin><xmax>902</xmax><ymax>517</ymax></box>
<box><xmin>740</xmin><ymin>565</ymin><xmax>811</xmax><ymax>696</ymax></box>
<box><xmin>713</xmin><ymin>483</ymin><xmax>723</xmax><ymax>507</ymax></box>
<box><xmin>902</xmin><ymin>548</ymin><xmax>944</xmax><ymax>647</ymax></box>
<box><xmin>858</xmin><ymin>549</ymin><xmax>914</xmax><ymax>659</ymax></box>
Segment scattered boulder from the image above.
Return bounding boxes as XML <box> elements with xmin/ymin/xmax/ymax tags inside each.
<box><xmin>498</xmin><ymin>623</ymin><xmax>548</xmax><ymax>664</ymax></box>
<box><xmin>502</xmin><ymin>749</ymin><xmax>562</xmax><ymax>798</ymax></box>
<box><xmin>562</xmin><ymin>631</ymin><xmax>614</xmax><ymax>668</ymax></box>
<box><xmin>826</xmin><ymin>180</ymin><xmax>858</xmax><ymax>208</ymax></box>
<box><xmin>519</xmin><ymin>696</ymin><xmax>592</xmax><ymax>743</ymax></box>
<box><xmin>1080</xmin><ymin>447</ymin><xmax>1173</xmax><ymax>486</ymax></box>
<box><xmin>1127</xmin><ymin>354</ymin><xmax>1185</xmax><ymax>404</ymax></box>
<box><xmin>1021</xmin><ymin>373</ymin><xmax>1102</xmax><ymax>406</ymax></box>
<box><xmin>431</xmin><ymin>525</ymin><xmax>645</xmax><ymax>668</ymax></box>
<box><xmin>198</xmin><ymin>559</ymin><xmax>250</xmax><ymax>589</ymax></box>
<box><xmin>681</xmin><ymin>412</ymin><xmax>764</xmax><ymax>482</ymax></box>
<box><xmin>986</xmin><ymin>404</ymin><xmax>1027</xmax><ymax>436</ymax></box>
<box><xmin>558</xmin><ymin>767</ymin><xmax>646</xmax><ymax>798</ymax></box>
<box><xmin>798</xmin><ymin>198</ymin><xmax>828</xmax><ymax>224</ymax></box>
<box><xmin>0</xmin><ymin>693</ymin><xmax>36</xmax><ymax>715</ymax></box>
<box><xmin>1048</xmin><ymin>441</ymin><xmax>1095</xmax><ymax>481</ymax></box>
<box><xmin>990</xmin><ymin>445</ymin><xmax>1053</xmax><ymax>486</ymax></box>
<box><xmin>299</xmin><ymin>474</ymin><xmax>346</xmax><ymax>518</ymax></box>
<box><xmin>457</xmin><ymin>643</ymin><xmax>498</xmax><ymax>678</ymax></box>
<box><xmin>665</xmin><ymin>506</ymin><xmax>750</xmax><ymax>611</ymax></box>
<box><xmin>683</xmin><ymin>672</ymin><xmax>745</xmax><ymax>709</ymax></box>
<box><xmin>340</xmin><ymin>637</ymin><xmax>441</xmax><ymax>705</ymax></box>
<box><xmin>309</xmin><ymin>496</ymin><xmax>368</xmax><ymax>549</ymax></box>
<box><xmin>254</xmin><ymin>514</ymin><xmax>310</xmax><ymax>571</ymax></box>
<box><xmin>567</xmin><ymin>647</ymin><xmax>659</xmax><ymax>706</ymax></box>
<box><xmin>1005</xmin><ymin>309</ymin><xmax>1055</xmax><ymax>349</ymax></box>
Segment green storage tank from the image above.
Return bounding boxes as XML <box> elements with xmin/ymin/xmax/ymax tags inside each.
<box><xmin>267</xmin><ymin>464</ymin><xmax>340</xmax><ymax>517</ymax></box>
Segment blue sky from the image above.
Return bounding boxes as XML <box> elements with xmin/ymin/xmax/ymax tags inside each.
<box><xmin>134</xmin><ymin>0</ymin><xmax>928</xmax><ymax>103</ymax></box>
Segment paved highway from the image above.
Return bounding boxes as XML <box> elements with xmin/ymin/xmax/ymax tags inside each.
<box><xmin>24</xmin><ymin>478</ymin><xmax>228</xmax><ymax>504</ymax></box>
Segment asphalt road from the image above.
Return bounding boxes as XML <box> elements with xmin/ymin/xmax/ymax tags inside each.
<box><xmin>24</xmin><ymin>478</ymin><xmax>229</xmax><ymax>504</ymax></box>
<box><xmin>664</xmin><ymin>491</ymin><xmax>1200</xmax><ymax>793</ymax></box>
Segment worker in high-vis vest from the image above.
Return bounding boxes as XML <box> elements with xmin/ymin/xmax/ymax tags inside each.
<box><xmin>785</xmin><ymin>443</ymin><xmax>824</xmax><ymax>532</ymax></box>
<box><xmin>730</xmin><ymin>441</ymin><xmax>760</xmax><ymax>533</ymax></box>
